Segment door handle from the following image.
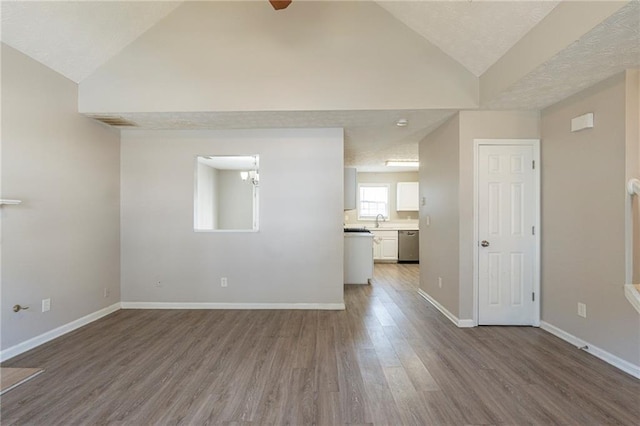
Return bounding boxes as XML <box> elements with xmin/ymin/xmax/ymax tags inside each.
<box><xmin>480</xmin><ymin>240</ymin><xmax>490</xmax><ymax>247</ymax></box>
<box><xmin>13</xmin><ymin>304</ymin><xmax>29</xmax><ymax>312</ymax></box>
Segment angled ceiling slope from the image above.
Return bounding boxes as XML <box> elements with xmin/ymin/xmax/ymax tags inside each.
<box><xmin>77</xmin><ymin>0</ymin><xmax>478</xmax><ymax>114</ymax></box>
<box><xmin>376</xmin><ymin>0</ymin><xmax>560</xmax><ymax>77</ymax></box>
<box><xmin>484</xmin><ymin>0</ymin><xmax>640</xmax><ymax>110</ymax></box>
<box><xmin>0</xmin><ymin>1</ymin><xmax>183</xmax><ymax>83</ymax></box>
<box><xmin>2</xmin><ymin>1</ymin><xmax>638</xmax><ymax>172</ymax></box>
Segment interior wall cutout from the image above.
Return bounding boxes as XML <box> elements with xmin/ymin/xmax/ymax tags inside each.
<box><xmin>195</xmin><ymin>155</ymin><xmax>259</xmax><ymax>231</ymax></box>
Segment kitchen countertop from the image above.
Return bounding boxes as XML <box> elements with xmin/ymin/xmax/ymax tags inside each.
<box><xmin>344</xmin><ymin>232</ymin><xmax>374</xmax><ymax>237</ymax></box>
<box><xmin>345</xmin><ymin>224</ymin><xmax>419</xmax><ymax>231</ymax></box>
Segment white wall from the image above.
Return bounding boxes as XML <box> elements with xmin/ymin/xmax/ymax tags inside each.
<box><xmin>79</xmin><ymin>1</ymin><xmax>477</xmax><ymax>113</ymax></box>
<box><xmin>217</xmin><ymin>169</ymin><xmax>254</xmax><ymax>230</ymax></box>
<box><xmin>541</xmin><ymin>72</ymin><xmax>639</xmax><ymax>366</ymax></box>
<box><xmin>1</xmin><ymin>44</ymin><xmax>121</xmax><ymax>351</ymax></box>
<box><xmin>120</xmin><ymin>128</ymin><xmax>344</xmax><ymax>306</ymax></box>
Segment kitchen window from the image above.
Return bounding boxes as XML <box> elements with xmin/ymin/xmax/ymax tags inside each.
<box><xmin>358</xmin><ymin>184</ymin><xmax>389</xmax><ymax>220</ymax></box>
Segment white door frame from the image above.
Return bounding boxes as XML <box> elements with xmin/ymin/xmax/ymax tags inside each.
<box><xmin>473</xmin><ymin>139</ymin><xmax>541</xmax><ymax>326</ymax></box>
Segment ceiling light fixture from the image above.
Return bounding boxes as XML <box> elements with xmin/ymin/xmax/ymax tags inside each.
<box><xmin>269</xmin><ymin>0</ymin><xmax>292</xmax><ymax>10</ymax></box>
<box><xmin>385</xmin><ymin>160</ymin><xmax>419</xmax><ymax>167</ymax></box>
<box><xmin>396</xmin><ymin>119</ymin><xmax>408</xmax><ymax>127</ymax></box>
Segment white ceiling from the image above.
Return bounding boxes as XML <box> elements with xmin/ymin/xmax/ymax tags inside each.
<box><xmin>1</xmin><ymin>0</ymin><xmax>637</xmax><ymax>172</ymax></box>
<box><xmin>377</xmin><ymin>0</ymin><xmax>560</xmax><ymax>76</ymax></box>
<box><xmin>0</xmin><ymin>1</ymin><xmax>182</xmax><ymax>82</ymax></box>
<box><xmin>94</xmin><ymin>109</ymin><xmax>456</xmax><ymax>171</ymax></box>
<box><xmin>198</xmin><ymin>155</ymin><xmax>259</xmax><ymax>171</ymax></box>
<box><xmin>484</xmin><ymin>0</ymin><xmax>640</xmax><ymax>110</ymax></box>
<box><xmin>0</xmin><ymin>0</ymin><xmax>559</xmax><ymax>83</ymax></box>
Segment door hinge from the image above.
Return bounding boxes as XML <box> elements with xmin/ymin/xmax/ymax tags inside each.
<box><xmin>532</xmin><ymin>292</ymin><xmax>535</xmax><ymax>302</ymax></box>
<box><xmin>532</xmin><ymin>226</ymin><xmax>535</xmax><ymax>235</ymax></box>
<box><xmin>532</xmin><ymin>160</ymin><xmax>535</xmax><ymax>169</ymax></box>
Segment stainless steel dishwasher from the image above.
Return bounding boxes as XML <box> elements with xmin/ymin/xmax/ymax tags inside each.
<box><xmin>398</xmin><ymin>230</ymin><xmax>419</xmax><ymax>262</ymax></box>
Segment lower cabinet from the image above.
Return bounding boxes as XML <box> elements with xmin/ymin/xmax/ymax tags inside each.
<box><xmin>371</xmin><ymin>230</ymin><xmax>398</xmax><ymax>262</ymax></box>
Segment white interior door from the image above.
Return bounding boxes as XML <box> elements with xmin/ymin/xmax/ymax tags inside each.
<box><xmin>478</xmin><ymin>144</ymin><xmax>536</xmax><ymax>325</ymax></box>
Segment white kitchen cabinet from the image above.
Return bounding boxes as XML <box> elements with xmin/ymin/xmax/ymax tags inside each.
<box><xmin>344</xmin><ymin>233</ymin><xmax>374</xmax><ymax>284</ymax></box>
<box><xmin>397</xmin><ymin>182</ymin><xmax>419</xmax><ymax>211</ymax></box>
<box><xmin>344</xmin><ymin>168</ymin><xmax>357</xmax><ymax>211</ymax></box>
<box><xmin>371</xmin><ymin>229</ymin><xmax>398</xmax><ymax>262</ymax></box>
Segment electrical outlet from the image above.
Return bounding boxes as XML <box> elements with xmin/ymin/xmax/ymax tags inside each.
<box><xmin>426</xmin><ymin>215</ymin><xmax>431</xmax><ymax>226</ymax></box>
<box><xmin>578</xmin><ymin>302</ymin><xmax>587</xmax><ymax>318</ymax></box>
<box><xmin>103</xmin><ymin>288</ymin><xmax>110</xmax><ymax>298</ymax></box>
<box><xmin>42</xmin><ymin>298</ymin><xmax>51</xmax><ymax>312</ymax></box>
<box><xmin>221</xmin><ymin>277</ymin><xmax>228</xmax><ymax>287</ymax></box>
<box><xmin>438</xmin><ymin>277</ymin><xmax>442</xmax><ymax>288</ymax></box>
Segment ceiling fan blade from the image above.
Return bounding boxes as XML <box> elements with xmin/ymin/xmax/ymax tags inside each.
<box><xmin>269</xmin><ymin>0</ymin><xmax>292</xmax><ymax>10</ymax></box>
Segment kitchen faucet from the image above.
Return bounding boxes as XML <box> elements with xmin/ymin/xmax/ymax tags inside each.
<box><xmin>375</xmin><ymin>214</ymin><xmax>386</xmax><ymax>228</ymax></box>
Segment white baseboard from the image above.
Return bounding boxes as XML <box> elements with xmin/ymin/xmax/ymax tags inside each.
<box><xmin>540</xmin><ymin>320</ymin><xmax>640</xmax><ymax>379</ymax></box>
<box><xmin>457</xmin><ymin>319</ymin><xmax>476</xmax><ymax>328</ymax></box>
<box><xmin>121</xmin><ymin>302</ymin><xmax>346</xmax><ymax>310</ymax></box>
<box><xmin>417</xmin><ymin>289</ymin><xmax>475</xmax><ymax>328</ymax></box>
<box><xmin>0</xmin><ymin>302</ymin><xmax>121</xmax><ymax>362</ymax></box>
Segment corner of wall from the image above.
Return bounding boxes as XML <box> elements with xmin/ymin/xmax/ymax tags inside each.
<box><xmin>540</xmin><ymin>72</ymin><xmax>638</xmax><ymax>368</ymax></box>
<box><xmin>1</xmin><ymin>45</ymin><xmax>121</xmax><ymax>353</ymax></box>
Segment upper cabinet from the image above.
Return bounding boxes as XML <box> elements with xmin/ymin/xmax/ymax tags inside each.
<box><xmin>344</xmin><ymin>168</ymin><xmax>357</xmax><ymax>211</ymax></box>
<box><xmin>396</xmin><ymin>182</ymin><xmax>419</xmax><ymax>211</ymax></box>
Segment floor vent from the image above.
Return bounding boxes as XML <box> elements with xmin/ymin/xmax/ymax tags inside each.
<box><xmin>87</xmin><ymin>115</ymin><xmax>137</xmax><ymax>127</ymax></box>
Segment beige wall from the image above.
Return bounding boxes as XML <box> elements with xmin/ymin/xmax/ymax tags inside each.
<box><xmin>79</xmin><ymin>1</ymin><xmax>477</xmax><ymax>113</ymax></box>
<box><xmin>418</xmin><ymin>111</ymin><xmax>539</xmax><ymax>320</ymax></box>
<box><xmin>458</xmin><ymin>111</ymin><xmax>540</xmax><ymax>319</ymax></box>
<box><xmin>635</xmin><ymin>70</ymin><xmax>640</xmax><ymax>284</ymax></box>
<box><xmin>541</xmin><ymin>72</ymin><xmax>639</xmax><ymax>366</ymax></box>
<box><xmin>625</xmin><ymin>70</ymin><xmax>640</xmax><ymax>283</ymax></box>
<box><xmin>1</xmin><ymin>44</ymin><xmax>121</xmax><ymax>351</ymax></box>
<box><xmin>120</xmin><ymin>128</ymin><xmax>344</xmax><ymax>305</ymax></box>
<box><xmin>418</xmin><ymin>114</ymin><xmax>461</xmax><ymax>316</ymax></box>
<box><xmin>345</xmin><ymin>171</ymin><xmax>419</xmax><ymax>224</ymax></box>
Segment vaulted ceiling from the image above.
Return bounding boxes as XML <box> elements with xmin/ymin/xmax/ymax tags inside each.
<box><xmin>2</xmin><ymin>0</ymin><xmax>638</xmax><ymax>171</ymax></box>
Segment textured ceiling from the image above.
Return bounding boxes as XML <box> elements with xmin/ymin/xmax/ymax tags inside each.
<box><xmin>89</xmin><ymin>109</ymin><xmax>456</xmax><ymax>172</ymax></box>
<box><xmin>484</xmin><ymin>1</ymin><xmax>640</xmax><ymax>110</ymax></box>
<box><xmin>1</xmin><ymin>0</ymin><xmax>636</xmax><ymax>172</ymax></box>
<box><xmin>0</xmin><ymin>1</ymin><xmax>182</xmax><ymax>83</ymax></box>
<box><xmin>376</xmin><ymin>0</ymin><xmax>559</xmax><ymax>76</ymax></box>
<box><xmin>0</xmin><ymin>0</ymin><xmax>560</xmax><ymax>83</ymax></box>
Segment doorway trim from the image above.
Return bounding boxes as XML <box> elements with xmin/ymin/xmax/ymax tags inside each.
<box><xmin>473</xmin><ymin>139</ymin><xmax>541</xmax><ymax>326</ymax></box>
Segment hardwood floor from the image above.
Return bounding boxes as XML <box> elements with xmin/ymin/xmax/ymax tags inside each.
<box><xmin>2</xmin><ymin>263</ymin><xmax>638</xmax><ymax>425</ymax></box>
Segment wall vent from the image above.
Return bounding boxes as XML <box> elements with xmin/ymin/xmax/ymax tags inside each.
<box><xmin>87</xmin><ymin>115</ymin><xmax>137</xmax><ymax>127</ymax></box>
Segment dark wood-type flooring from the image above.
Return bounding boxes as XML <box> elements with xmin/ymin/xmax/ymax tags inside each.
<box><xmin>1</xmin><ymin>264</ymin><xmax>639</xmax><ymax>425</ymax></box>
